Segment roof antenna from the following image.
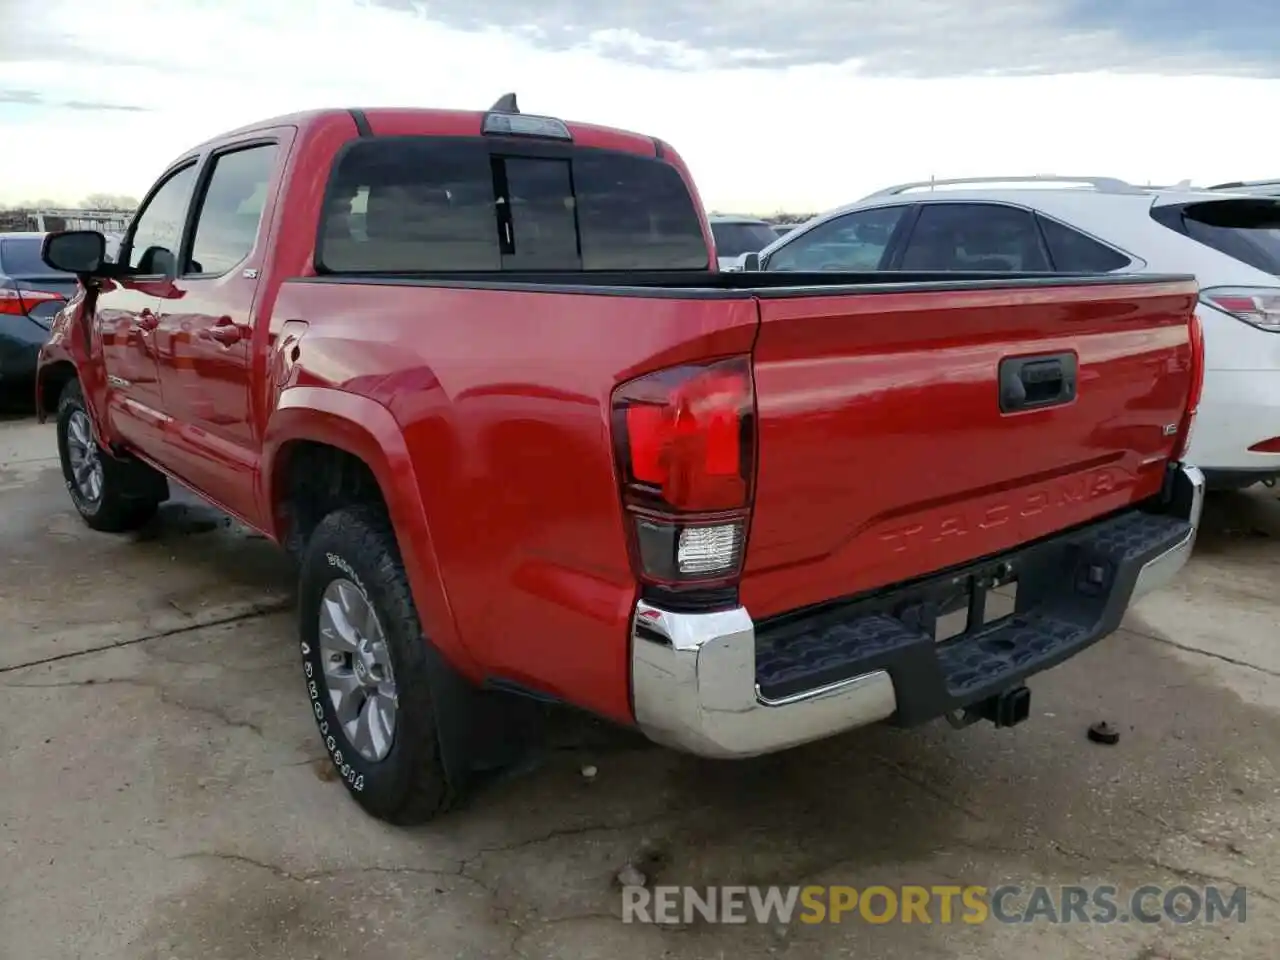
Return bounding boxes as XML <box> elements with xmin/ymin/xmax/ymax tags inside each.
<box><xmin>490</xmin><ymin>93</ymin><xmax>519</xmax><ymax>114</ymax></box>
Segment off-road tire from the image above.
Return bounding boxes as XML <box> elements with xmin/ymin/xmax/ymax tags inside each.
<box><xmin>298</xmin><ymin>504</ymin><xmax>459</xmax><ymax>824</ymax></box>
<box><xmin>55</xmin><ymin>379</ymin><xmax>162</xmax><ymax>532</ymax></box>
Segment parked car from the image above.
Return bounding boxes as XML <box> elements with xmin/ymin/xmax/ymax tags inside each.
<box><xmin>37</xmin><ymin>106</ymin><xmax>1203</xmax><ymax>825</ymax></box>
<box><xmin>771</xmin><ymin>223</ymin><xmax>798</xmax><ymax>239</ymax></box>
<box><xmin>750</xmin><ymin>175</ymin><xmax>1280</xmax><ymax>490</ymax></box>
<box><xmin>708</xmin><ymin>214</ymin><xmax>779</xmax><ymax>269</ymax></box>
<box><xmin>0</xmin><ymin>232</ymin><xmax>72</xmax><ymax>408</ymax></box>
<box><xmin>1207</xmin><ymin>179</ymin><xmax>1280</xmax><ymax>197</ymax></box>
<box><xmin>102</xmin><ymin>232</ymin><xmax>124</xmax><ymax>263</ymax></box>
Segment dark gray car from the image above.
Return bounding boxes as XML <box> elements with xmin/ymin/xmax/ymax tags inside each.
<box><xmin>0</xmin><ymin>232</ymin><xmax>75</xmax><ymax>408</ymax></box>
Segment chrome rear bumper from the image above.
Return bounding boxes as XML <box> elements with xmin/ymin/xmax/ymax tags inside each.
<box><xmin>630</xmin><ymin>463</ymin><xmax>1204</xmax><ymax>759</ymax></box>
<box><xmin>1131</xmin><ymin>464</ymin><xmax>1205</xmax><ymax>601</ymax></box>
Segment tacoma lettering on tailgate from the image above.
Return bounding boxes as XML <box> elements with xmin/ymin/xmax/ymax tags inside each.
<box><xmin>878</xmin><ymin>465</ymin><xmax>1136</xmax><ymax>555</ymax></box>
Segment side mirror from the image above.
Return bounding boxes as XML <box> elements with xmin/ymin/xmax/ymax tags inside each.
<box><xmin>42</xmin><ymin>230</ymin><xmax>106</xmax><ymax>275</ymax></box>
<box><xmin>136</xmin><ymin>245</ymin><xmax>176</xmax><ymax>276</ymax></box>
<box><xmin>741</xmin><ymin>252</ymin><xmax>761</xmax><ymax>271</ymax></box>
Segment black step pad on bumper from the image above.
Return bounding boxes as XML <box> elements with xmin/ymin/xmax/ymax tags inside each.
<box><xmin>754</xmin><ymin>508</ymin><xmax>1192</xmax><ymax>726</ymax></box>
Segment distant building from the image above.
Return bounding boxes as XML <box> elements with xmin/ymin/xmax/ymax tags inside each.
<box><xmin>0</xmin><ymin>207</ymin><xmax>134</xmax><ymax>235</ymax></box>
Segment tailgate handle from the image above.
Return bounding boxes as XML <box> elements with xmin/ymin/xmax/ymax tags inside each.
<box><xmin>999</xmin><ymin>352</ymin><xmax>1077</xmax><ymax>413</ymax></box>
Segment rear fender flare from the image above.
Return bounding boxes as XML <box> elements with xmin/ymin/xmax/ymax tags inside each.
<box><xmin>261</xmin><ymin>386</ymin><xmax>475</xmax><ymax>677</ymax></box>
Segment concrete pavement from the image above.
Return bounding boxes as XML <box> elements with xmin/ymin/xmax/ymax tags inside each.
<box><xmin>1</xmin><ymin>415</ymin><xmax>1277</xmax><ymax>959</ymax></box>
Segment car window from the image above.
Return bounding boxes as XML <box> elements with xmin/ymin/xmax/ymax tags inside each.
<box><xmin>1186</xmin><ymin>221</ymin><xmax>1280</xmax><ymax>275</ymax></box>
<box><xmin>1036</xmin><ymin>215</ymin><xmax>1130</xmax><ymax>272</ymax></box>
<box><xmin>320</xmin><ymin>138</ymin><xmax>501</xmax><ymax>272</ymax></box>
<box><xmin>710</xmin><ymin>221</ymin><xmax>778</xmax><ymax>258</ymax></box>
<box><xmin>766</xmin><ymin>206</ymin><xmax>906</xmax><ymax>271</ymax></box>
<box><xmin>0</xmin><ymin>237</ymin><xmax>71</xmax><ymax>277</ymax></box>
<box><xmin>899</xmin><ymin>203</ymin><xmax>1049</xmax><ymax>271</ymax></box>
<box><xmin>126</xmin><ymin>164</ymin><xmax>198</xmax><ymax>275</ymax></box>
<box><xmin>317</xmin><ymin>137</ymin><xmax>708</xmax><ymax>272</ymax></box>
<box><xmin>1154</xmin><ymin>199</ymin><xmax>1280</xmax><ymax>276</ymax></box>
<box><xmin>186</xmin><ymin>144</ymin><xmax>278</xmax><ymax>275</ymax></box>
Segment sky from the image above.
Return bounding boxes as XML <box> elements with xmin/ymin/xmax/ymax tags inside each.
<box><xmin>2</xmin><ymin>0</ymin><xmax>1280</xmax><ymax>214</ymax></box>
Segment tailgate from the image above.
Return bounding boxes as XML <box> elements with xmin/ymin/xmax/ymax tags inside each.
<box><xmin>742</xmin><ymin>276</ymin><xmax>1199</xmax><ymax>619</ymax></box>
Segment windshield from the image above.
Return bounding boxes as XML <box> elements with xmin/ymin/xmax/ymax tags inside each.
<box><xmin>0</xmin><ymin>237</ymin><xmax>70</xmax><ymax>277</ymax></box>
<box><xmin>711</xmin><ymin>221</ymin><xmax>779</xmax><ymax>258</ymax></box>
<box><xmin>1162</xmin><ymin>199</ymin><xmax>1280</xmax><ymax>275</ymax></box>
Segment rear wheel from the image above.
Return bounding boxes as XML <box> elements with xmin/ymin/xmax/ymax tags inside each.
<box><xmin>298</xmin><ymin>504</ymin><xmax>460</xmax><ymax>824</ymax></box>
<box><xmin>55</xmin><ymin>380</ymin><xmax>163</xmax><ymax>532</ymax></box>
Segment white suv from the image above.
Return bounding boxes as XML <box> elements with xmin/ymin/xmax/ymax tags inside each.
<box><xmin>708</xmin><ymin>214</ymin><xmax>779</xmax><ymax>271</ymax></box>
<box><xmin>1208</xmin><ymin>179</ymin><xmax>1280</xmax><ymax>197</ymax></box>
<box><xmin>751</xmin><ymin>176</ymin><xmax>1280</xmax><ymax>490</ymax></box>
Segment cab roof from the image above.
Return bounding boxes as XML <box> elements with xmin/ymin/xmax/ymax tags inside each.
<box><xmin>180</xmin><ymin>106</ymin><xmax>665</xmax><ymax>165</ymax></box>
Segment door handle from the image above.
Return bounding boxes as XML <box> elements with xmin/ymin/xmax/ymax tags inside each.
<box><xmin>137</xmin><ymin>309</ymin><xmax>159</xmax><ymax>332</ymax></box>
<box><xmin>200</xmin><ymin>317</ymin><xmax>248</xmax><ymax>345</ymax></box>
<box><xmin>999</xmin><ymin>352</ymin><xmax>1078</xmax><ymax>412</ymax></box>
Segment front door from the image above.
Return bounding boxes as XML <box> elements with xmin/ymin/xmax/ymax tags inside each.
<box><xmin>97</xmin><ymin>162</ymin><xmax>199</xmax><ymax>454</ymax></box>
<box><xmin>153</xmin><ymin>139</ymin><xmax>283</xmax><ymax>523</ymax></box>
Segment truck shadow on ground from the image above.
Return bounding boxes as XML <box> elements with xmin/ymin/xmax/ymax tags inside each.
<box><xmin>131</xmin><ymin>495</ymin><xmax>296</xmax><ymax>586</ymax></box>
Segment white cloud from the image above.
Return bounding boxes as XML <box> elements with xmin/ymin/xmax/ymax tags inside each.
<box><xmin>367</xmin><ymin>0</ymin><xmax>1280</xmax><ymax>77</ymax></box>
<box><xmin>1</xmin><ymin>0</ymin><xmax>1279</xmax><ymax>213</ymax></box>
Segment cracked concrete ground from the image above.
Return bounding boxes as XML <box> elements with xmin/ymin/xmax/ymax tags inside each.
<box><xmin>1</xmin><ymin>415</ymin><xmax>1279</xmax><ymax>960</ymax></box>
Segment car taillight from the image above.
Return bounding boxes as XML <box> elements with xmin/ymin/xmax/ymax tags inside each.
<box><xmin>611</xmin><ymin>356</ymin><xmax>756</xmax><ymax>586</ymax></box>
<box><xmin>1200</xmin><ymin>286</ymin><xmax>1280</xmax><ymax>332</ymax></box>
<box><xmin>1173</xmin><ymin>308</ymin><xmax>1205</xmax><ymax>461</ymax></box>
<box><xmin>0</xmin><ymin>287</ymin><xmax>64</xmax><ymax>317</ymax></box>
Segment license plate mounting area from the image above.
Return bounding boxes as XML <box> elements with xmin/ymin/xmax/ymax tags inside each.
<box><xmin>896</xmin><ymin>562</ymin><xmax>1020</xmax><ymax>644</ymax></box>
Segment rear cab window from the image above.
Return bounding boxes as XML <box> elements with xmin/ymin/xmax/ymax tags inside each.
<box><xmin>317</xmin><ymin>135</ymin><xmax>709</xmax><ymax>273</ymax></box>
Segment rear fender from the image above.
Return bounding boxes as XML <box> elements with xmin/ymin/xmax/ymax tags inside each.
<box><xmin>261</xmin><ymin>386</ymin><xmax>475</xmax><ymax>677</ymax></box>
<box><xmin>35</xmin><ymin>293</ymin><xmax>112</xmax><ymax>443</ymax></box>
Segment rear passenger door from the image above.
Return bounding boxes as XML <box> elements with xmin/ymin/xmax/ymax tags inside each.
<box><xmin>891</xmin><ymin>202</ymin><xmax>1050</xmax><ymax>271</ymax></box>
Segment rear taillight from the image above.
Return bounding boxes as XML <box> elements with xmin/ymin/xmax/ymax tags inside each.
<box><xmin>611</xmin><ymin>356</ymin><xmax>756</xmax><ymax>586</ymax></box>
<box><xmin>0</xmin><ymin>287</ymin><xmax>64</xmax><ymax>317</ymax></box>
<box><xmin>1173</xmin><ymin>308</ymin><xmax>1205</xmax><ymax>461</ymax></box>
<box><xmin>1200</xmin><ymin>286</ymin><xmax>1280</xmax><ymax>332</ymax></box>
<box><xmin>0</xmin><ymin>289</ymin><xmax>27</xmax><ymax>316</ymax></box>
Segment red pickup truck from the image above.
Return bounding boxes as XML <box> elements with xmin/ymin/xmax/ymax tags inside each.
<box><xmin>36</xmin><ymin>99</ymin><xmax>1206</xmax><ymax>824</ymax></box>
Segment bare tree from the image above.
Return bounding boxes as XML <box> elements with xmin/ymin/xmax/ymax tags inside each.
<box><xmin>81</xmin><ymin>193</ymin><xmax>139</xmax><ymax>210</ymax></box>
